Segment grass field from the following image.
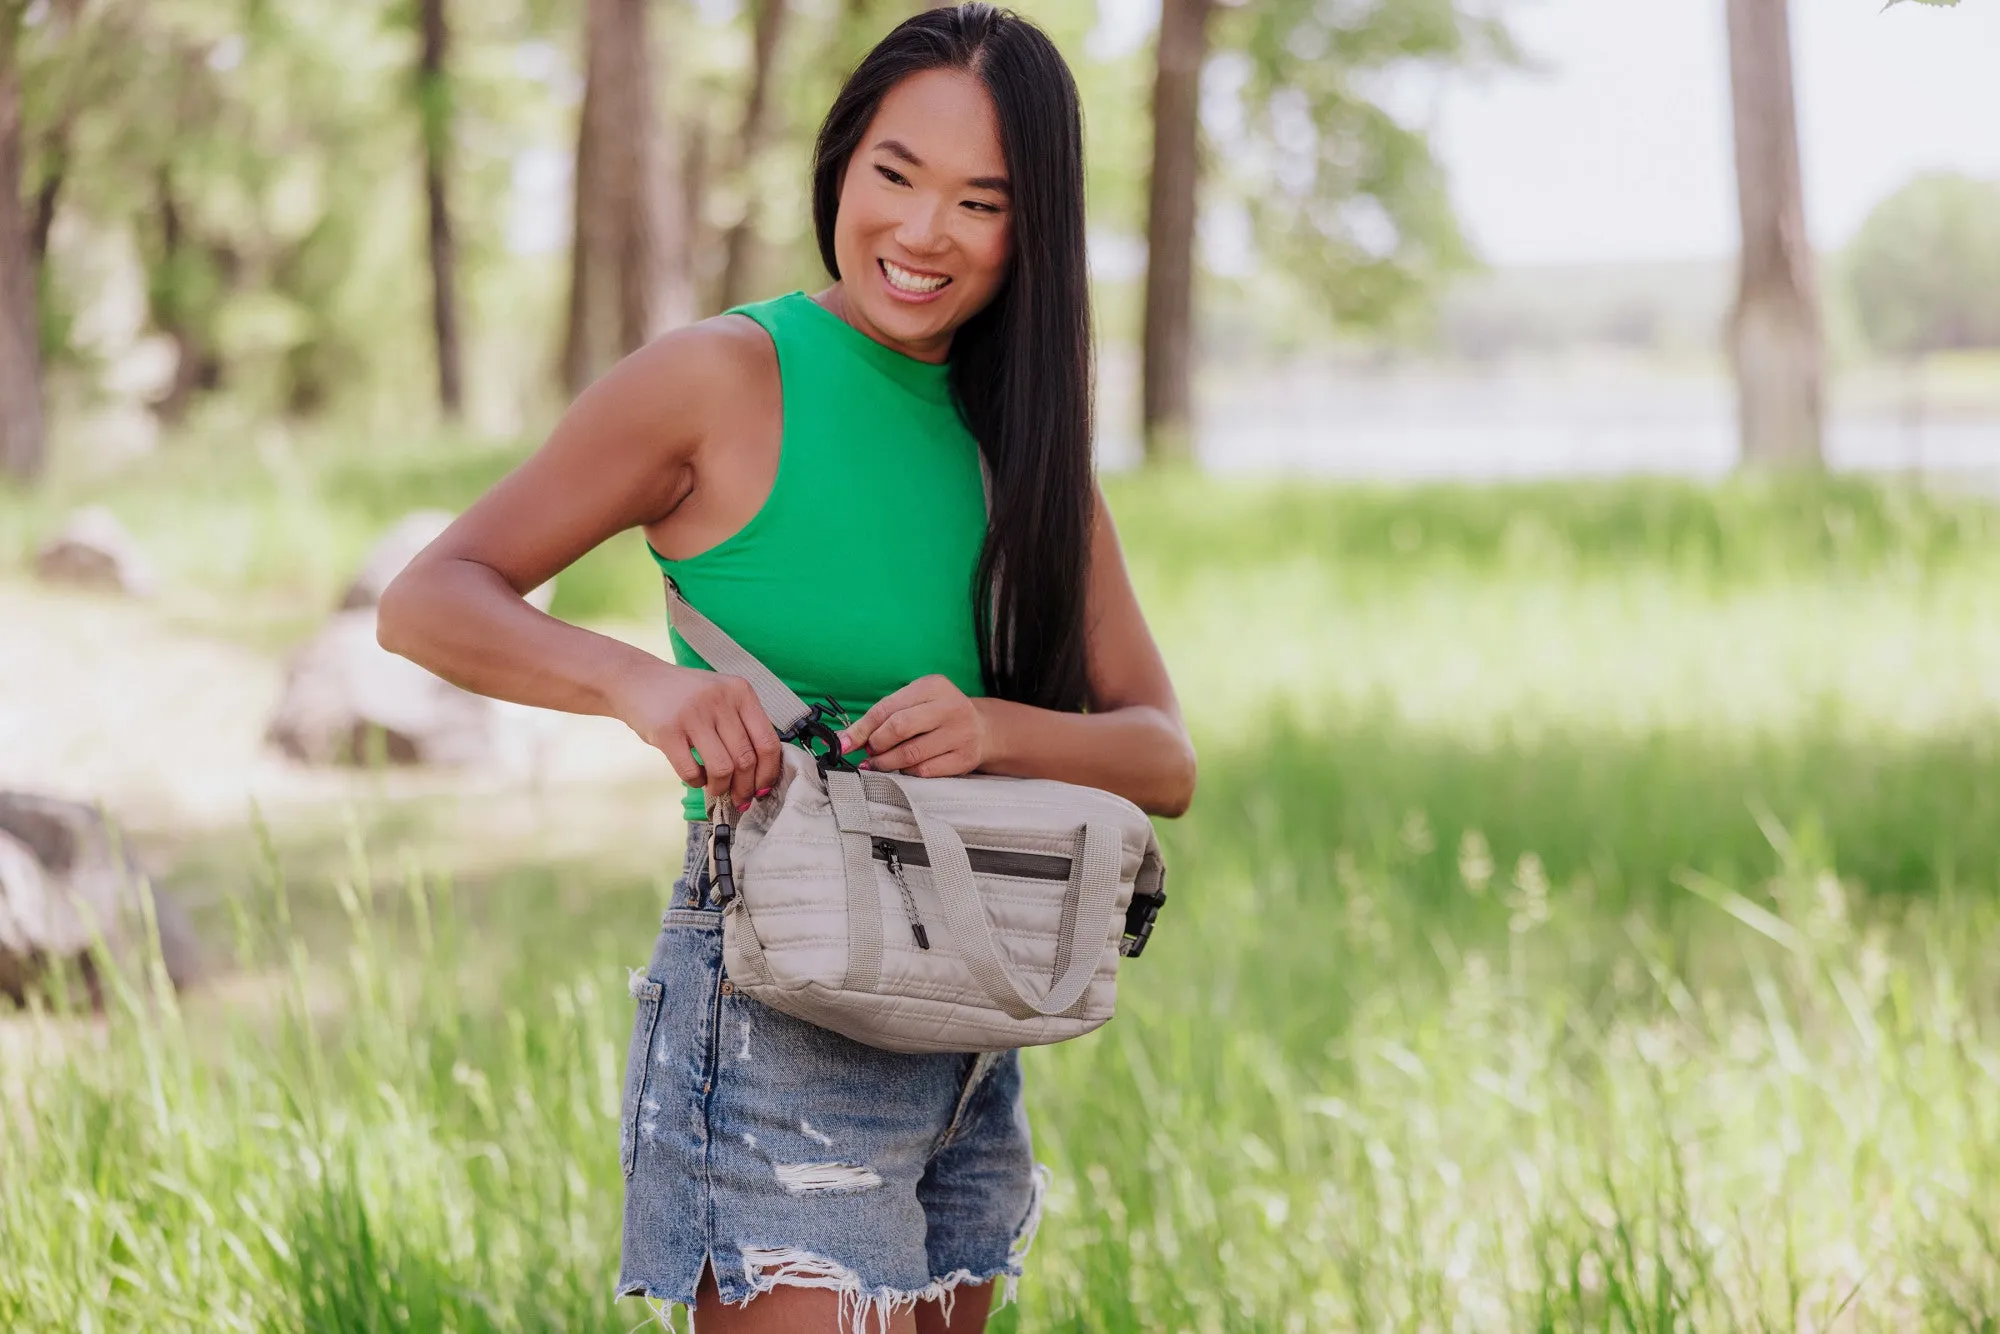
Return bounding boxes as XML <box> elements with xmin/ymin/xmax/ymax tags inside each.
<box><xmin>8</xmin><ymin>439</ymin><xmax>2000</xmax><ymax>1330</ymax></box>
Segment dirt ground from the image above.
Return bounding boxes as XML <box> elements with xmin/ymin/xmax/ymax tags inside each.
<box><xmin>0</xmin><ymin>578</ymin><xmax>678</xmax><ymax>838</ymax></box>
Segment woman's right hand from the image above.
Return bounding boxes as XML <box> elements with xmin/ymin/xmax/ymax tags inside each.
<box><xmin>613</xmin><ymin>662</ymin><xmax>784</xmax><ymax>817</ymax></box>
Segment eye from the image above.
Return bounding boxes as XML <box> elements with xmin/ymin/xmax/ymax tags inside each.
<box><xmin>875</xmin><ymin>165</ymin><xmax>910</xmax><ymax>186</ymax></box>
<box><xmin>963</xmin><ymin>201</ymin><xmax>1001</xmax><ymax>214</ymax></box>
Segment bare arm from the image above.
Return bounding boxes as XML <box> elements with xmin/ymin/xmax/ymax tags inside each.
<box><xmin>375</xmin><ymin>324</ymin><xmax>785</xmax><ymax>814</ymax></box>
<box><xmin>975</xmin><ymin>483</ymin><xmax>1196</xmax><ymax>815</ymax></box>
<box><xmin>842</xmin><ymin>483</ymin><xmax>1198</xmax><ymax>817</ymax></box>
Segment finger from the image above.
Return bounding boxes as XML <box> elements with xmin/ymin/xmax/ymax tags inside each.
<box><xmin>841</xmin><ymin>680</ymin><xmax>938</xmax><ymax>752</ymax></box>
<box><xmin>864</xmin><ymin>731</ymin><xmax>945</xmax><ymax>774</ymax></box>
<box><xmin>660</xmin><ymin>729</ymin><xmax>707</xmax><ymax>789</ymax></box>
<box><xmin>689</xmin><ymin>721</ymin><xmax>737</xmax><ymax>816</ymax></box>
<box><xmin>863</xmin><ymin>702</ymin><xmax>949</xmax><ymax>756</ymax></box>
<box><xmin>906</xmin><ymin>752</ymin><xmax>974</xmax><ymax>779</ymax></box>
<box><xmin>738</xmin><ymin>696</ymin><xmax>783</xmax><ymax>796</ymax></box>
<box><xmin>709</xmin><ymin>710</ymin><xmax>762</xmax><ymax>812</ymax></box>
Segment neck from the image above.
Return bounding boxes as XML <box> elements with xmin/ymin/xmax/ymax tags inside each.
<box><xmin>814</xmin><ymin>283</ymin><xmax>952</xmax><ymax>365</ymax></box>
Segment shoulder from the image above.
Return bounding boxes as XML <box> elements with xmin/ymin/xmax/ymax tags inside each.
<box><xmin>590</xmin><ymin>310</ymin><xmax>776</xmax><ymax>430</ymax></box>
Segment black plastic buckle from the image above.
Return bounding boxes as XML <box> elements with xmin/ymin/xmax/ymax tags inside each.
<box><xmin>779</xmin><ymin>697</ymin><xmax>861</xmax><ymax>776</ymax></box>
<box><xmin>706</xmin><ymin>819</ymin><xmax>736</xmax><ymax>905</ymax></box>
<box><xmin>1120</xmin><ymin>882</ymin><xmax>1167</xmax><ymax>958</ymax></box>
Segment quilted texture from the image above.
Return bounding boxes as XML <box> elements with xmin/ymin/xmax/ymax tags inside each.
<box><xmin>717</xmin><ymin>746</ymin><xmax>1165</xmax><ymax>1054</ymax></box>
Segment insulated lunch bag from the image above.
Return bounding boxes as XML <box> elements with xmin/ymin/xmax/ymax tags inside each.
<box><xmin>665</xmin><ymin>576</ymin><xmax>1168</xmax><ymax>1055</ymax></box>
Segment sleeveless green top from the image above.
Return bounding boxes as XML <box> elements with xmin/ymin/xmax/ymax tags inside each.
<box><xmin>649</xmin><ymin>290</ymin><xmax>990</xmax><ymax>821</ymax></box>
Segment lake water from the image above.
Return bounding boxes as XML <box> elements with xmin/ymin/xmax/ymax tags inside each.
<box><xmin>1096</xmin><ymin>355</ymin><xmax>2000</xmax><ymax>486</ymax></box>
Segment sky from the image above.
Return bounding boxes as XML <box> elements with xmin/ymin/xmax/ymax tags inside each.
<box><xmin>1432</xmin><ymin>0</ymin><xmax>2000</xmax><ymax>265</ymax></box>
<box><xmin>509</xmin><ymin>1</ymin><xmax>2000</xmax><ymax>269</ymax></box>
<box><xmin>1089</xmin><ymin>0</ymin><xmax>2000</xmax><ymax>268</ymax></box>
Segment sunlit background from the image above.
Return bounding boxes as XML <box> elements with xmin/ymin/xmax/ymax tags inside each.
<box><xmin>5</xmin><ymin>0</ymin><xmax>2000</xmax><ymax>1329</ymax></box>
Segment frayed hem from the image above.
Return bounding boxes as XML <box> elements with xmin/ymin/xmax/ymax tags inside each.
<box><xmin>614</xmin><ymin>1285</ymin><xmax>693</xmax><ymax>1332</ymax></box>
<box><xmin>734</xmin><ymin>1249</ymin><xmax>1024</xmax><ymax>1333</ymax></box>
<box><xmin>623</xmin><ymin>1163</ymin><xmax>1054</xmax><ymax>1333</ymax></box>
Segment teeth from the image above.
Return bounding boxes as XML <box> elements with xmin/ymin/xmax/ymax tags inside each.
<box><xmin>882</xmin><ymin>259</ymin><xmax>949</xmax><ymax>293</ymax></box>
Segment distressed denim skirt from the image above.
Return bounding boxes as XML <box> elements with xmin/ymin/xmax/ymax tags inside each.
<box><xmin>615</xmin><ymin>821</ymin><xmax>1049</xmax><ymax>1330</ymax></box>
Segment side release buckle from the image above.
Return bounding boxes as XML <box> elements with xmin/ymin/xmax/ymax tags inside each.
<box><xmin>1120</xmin><ymin>879</ymin><xmax>1167</xmax><ymax>958</ymax></box>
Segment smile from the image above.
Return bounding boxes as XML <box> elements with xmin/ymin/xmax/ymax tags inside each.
<box><xmin>880</xmin><ymin>258</ymin><xmax>951</xmax><ymax>294</ymax></box>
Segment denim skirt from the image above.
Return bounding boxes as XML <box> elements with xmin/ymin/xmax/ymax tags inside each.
<box><xmin>615</xmin><ymin>821</ymin><xmax>1048</xmax><ymax>1330</ymax></box>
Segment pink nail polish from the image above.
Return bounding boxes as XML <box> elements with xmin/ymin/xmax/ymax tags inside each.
<box><xmin>755</xmin><ymin>787</ymin><xmax>771</xmax><ymax>797</ymax></box>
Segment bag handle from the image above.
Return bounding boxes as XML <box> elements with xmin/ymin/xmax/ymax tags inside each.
<box><xmin>871</xmin><ymin>770</ymin><xmax>1124</xmax><ymax>1020</ymax></box>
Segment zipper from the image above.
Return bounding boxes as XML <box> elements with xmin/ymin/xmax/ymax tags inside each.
<box><xmin>869</xmin><ymin>836</ymin><xmax>1071</xmax><ymax>882</ymax></box>
<box><xmin>872</xmin><ymin>838</ymin><xmax>931</xmax><ymax>950</ymax></box>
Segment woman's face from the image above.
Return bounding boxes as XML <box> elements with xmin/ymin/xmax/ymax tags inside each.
<box><xmin>830</xmin><ymin>67</ymin><xmax>1014</xmax><ymax>364</ymax></box>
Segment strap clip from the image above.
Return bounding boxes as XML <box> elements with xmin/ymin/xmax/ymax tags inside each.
<box><xmin>778</xmin><ymin>697</ymin><xmax>862</xmax><ymax>776</ymax></box>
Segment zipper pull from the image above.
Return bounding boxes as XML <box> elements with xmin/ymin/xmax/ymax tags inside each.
<box><xmin>878</xmin><ymin>840</ymin><xmax>930</xmax><ymax>950</ymax></box>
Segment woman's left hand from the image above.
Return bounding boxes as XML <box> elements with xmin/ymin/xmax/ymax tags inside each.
<box><xmin>837</xmin><ymin>675</ymin><xmax>994</xmax><ymax>778</ymax></box>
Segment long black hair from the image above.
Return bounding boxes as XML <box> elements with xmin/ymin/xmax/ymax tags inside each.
<box><xmin>811</xmin><ymin>3</ymin><xmax>1094</xmax><ymax>714</ymax></box>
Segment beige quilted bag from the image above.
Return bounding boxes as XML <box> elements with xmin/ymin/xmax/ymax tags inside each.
<box><xmin>666</xmin><ymin>577</ymin><xmax>1168</xmax><ymax>1055</ymax></box>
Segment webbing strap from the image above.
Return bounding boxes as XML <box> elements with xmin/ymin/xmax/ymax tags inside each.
<box><xmin>824</xmin><ymin>769</ymin><xmax>884</xmax><ymax>993</ymax></box>
<box><xmin>877</xmin><ymin>771</ymin><xmax>1122</xmax><ymax>1019</ymax></box>
<box><xmin>663</xmin><ymin>575</ymin><xmax>816</xmax><ymax>734</ymax></box>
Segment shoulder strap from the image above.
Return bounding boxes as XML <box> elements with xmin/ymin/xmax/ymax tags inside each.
<box><xmin>663</xmin><ymin>576</ymin><xmax>817</xmax><ymax>734</ymax></box>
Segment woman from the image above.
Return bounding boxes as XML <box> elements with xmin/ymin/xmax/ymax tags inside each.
<box><xmin>378</xmin><ymin>5</ymin><xmax>1195</xmax><ymax>1329</ymax></box>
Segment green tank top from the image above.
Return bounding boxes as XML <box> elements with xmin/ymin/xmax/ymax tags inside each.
<box><xmin>649</xmin><ymin>289</ymin><xmax>990</xmax><ymax>821</ymax></box>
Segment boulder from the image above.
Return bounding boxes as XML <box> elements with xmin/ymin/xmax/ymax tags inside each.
<box><xmin>33</xmin><ymin>507</ymin><xmax>157</xmax><ymax>597</ymax></box>
<box><xmin>266</xmin><ymin>610</ymin><xmax>520</xmax><ymax>767</ymax></box>
<box><xmin>340</xmin><ymin>509</ymin><xmax>554</xmax><ymax>612</ymax></box>
<box><xmin>0</xmin><ymin>792</ymin><xmax>201</xmax><ymax>1006</ymax></box>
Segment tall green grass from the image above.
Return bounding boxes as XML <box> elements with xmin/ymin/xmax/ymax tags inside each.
<box><xmin>8</xmin><ymin>459</ymin><xmax>2000</xmax><ymax>1329</ymax></box>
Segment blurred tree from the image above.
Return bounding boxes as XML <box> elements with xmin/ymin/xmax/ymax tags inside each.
<box><xmin>1139</xmin><ymin>0</ymin><xmax>1211</xmax><ymax>466</ymax></box>
<box><xmin>1847</xmin><ymin>173</ymin><xmax>2000</xmax><ymax>357</ymax></box>
<box><xmin>1725</xmin><ymin>0</ymin><xmax>1822</xmax><ymax>465</ymax></box>
<box><xmin>562</xmin><ymin>0</ymin><xmax>689</xmax><ymax>397</ymax></box>
<box><xmin>416</xmin><ymin>0</ymin><xmax>463</xmax><ymax>417</ymax></box>
<box><xmin>712</xmin><ymin>0</ymin><xmax>789</xmax><ymax>313</ymax></box>
<box><xmin>1</xmin><ymin>4</ymin><xmax>44</xmax><ymax>482</ymax></box>
<box><xmin>1140</xmin><ymin>0</ymin><xmax>1511</xmax><ymax>465</ymax></box>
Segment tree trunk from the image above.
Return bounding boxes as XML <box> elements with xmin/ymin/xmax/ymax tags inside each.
<box><xmin>1725</xmin><ymin>0</ymin><xmax>1822</xmax><ymax>466</ymax></box>
<box><xmin>714</xmin><ymin>0</ymin><xmax>789</xmax><ymax>313</ymax></box>
<box><xmin>0</xmin><ymin>23</ymin><xmax>47</xmax><ymax>483</ymax></box>
<box><xmin>418</xmin><ymin>0</ymin><xmax>464</xmax><ymax>417</ymax></box>
<box><xmin>1140</xmin><ymin>0</ymin><xmax>1214</xmax><ymax>467</ymax></box>
<box><xmin>150</xmin><ymin>170</ymin><xmax>208</xmax><ymax>425</ymax></box>
<box><xmin>29</xmin><ymin>126</ymin><xmax>64</xmax><ymax>266</ymax></box>
<box><xmin>562</xmin><ymin>0</ymin><xmax>689</xmax><ymax>398</ymax></box>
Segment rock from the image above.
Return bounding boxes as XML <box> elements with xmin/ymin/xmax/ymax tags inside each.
<box><xmin>338</xmin><ymin>510</ymin><xmax>454</xmax><ymax>611</ymax></box>
<box><xmin>0</xmin><ymin>792</ymin><xmax>201</xmax><ymax>1006</ymax></box>
<box><xmin>34</xmin><ymin>507</ymin><xmax>157</xmax><ymax>597</ymax></box>
<box><xmin>340</xmin><ymin>509</ymin><xmax>554</xmax><ymax>612</ymax></box>
<box><xmin>266</xmin><ymin>610</ymin><xmax>524</xmax><ymax>767</ymax></box>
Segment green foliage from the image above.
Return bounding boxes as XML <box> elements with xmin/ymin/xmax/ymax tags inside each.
<box><xmin>13</xmin><ymin>0</ymin><xmax>1518</xmax><ymax>440</ymax></box>
<box><xmin>1210</xmin><ymin>0</ymin><xmax>1517</xmax><ymax>337</ymax></box>
<box><xmin>12</xmin><ymin>468</ymin><xmax>2000</xmax><ymax>1326</ymax></box>
<box><xmin>1846</xmin><ymin>172</ymin><xmax>2000</xmax><ymax>358</ymax></box>
<box><xmin>18</xmin><ymin>0</ymin><xmax>572</xmax><ymax>424</ymax></box>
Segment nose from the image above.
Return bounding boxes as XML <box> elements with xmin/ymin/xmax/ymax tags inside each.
<box><xmin>893</xmin><ymin>194</ymin><xmax>953</xmax><ymax>258</ymax></box>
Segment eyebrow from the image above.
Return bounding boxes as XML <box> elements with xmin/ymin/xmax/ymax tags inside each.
<box><xmin>870</xmin><ymin>138</ymin><xmax>1011</xmax><ymax>196</ymax></box>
